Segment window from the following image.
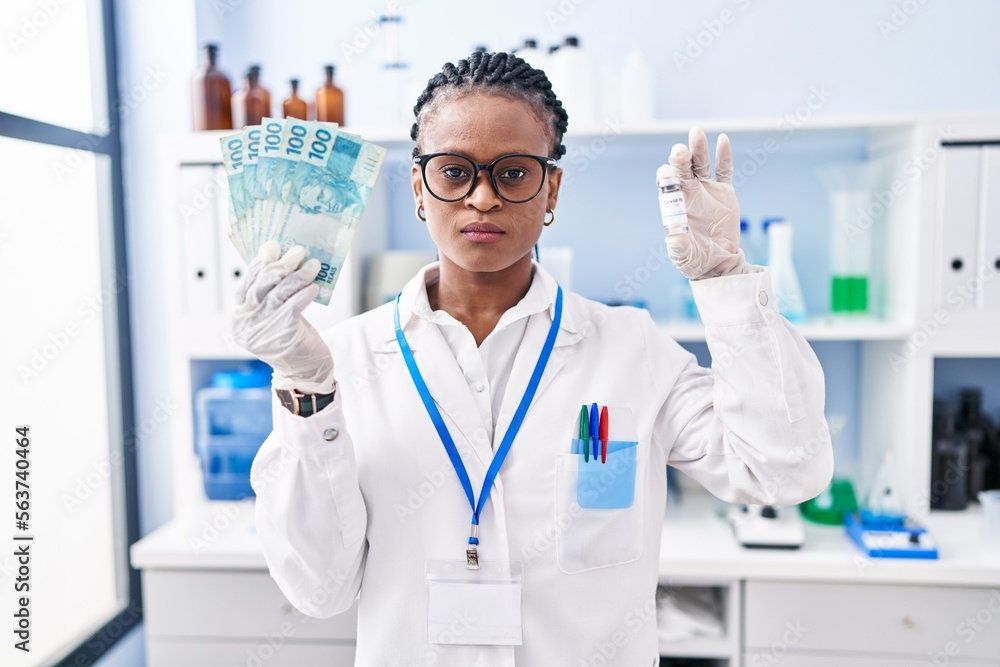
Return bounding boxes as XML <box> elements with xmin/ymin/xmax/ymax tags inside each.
<box><xmin>0</xmin><ymin>0</ymin><xmax>140</xmax><ymax>664</ymax></box>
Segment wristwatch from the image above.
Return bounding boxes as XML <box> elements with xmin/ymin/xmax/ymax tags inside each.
<box><xmin>275</xmin><ymin>387</ymin><xmax>336</xmax><ymax>417</ymax></box>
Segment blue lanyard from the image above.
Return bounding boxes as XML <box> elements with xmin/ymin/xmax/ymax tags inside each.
<box><xmin>394</xmin><ymin>284</ymin><xmax>563</xmax><ymax>568</ymax></box>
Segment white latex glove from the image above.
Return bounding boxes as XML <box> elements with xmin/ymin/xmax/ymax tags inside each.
<box><xmin>659</xmin><ymin>126</ymin><xmax>754</xmax><ymax>280</ymax></box>
<box><xmin>232</xmin><ymin>240</ymin><xmax>336</xmax><ymax>394</ymax></box>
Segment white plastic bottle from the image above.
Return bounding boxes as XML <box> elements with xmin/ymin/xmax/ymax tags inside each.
<box><xmin>765</xmin><ymin>219</ymin><xmax>808</xmax><ymax>322</ymax></box>
<box><xmin>620</xmin><ymin>48</ymin><xmax>654</xmax><ymax>125</ymax></box>
<box><xmin>547</xmin><ymin>36</ymin><xmax>595</xmax><ymax>127</ymax></box>
<box><xmin>513</xmin><ymin>38</ymin><xmax>547</xmax><ymax>72</ymax></box>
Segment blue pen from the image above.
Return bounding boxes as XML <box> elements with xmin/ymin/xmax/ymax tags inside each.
<box><xmin>589</xmin><ymin>403</ymin><xmax>599</xmax><ymax>460</ymax></box>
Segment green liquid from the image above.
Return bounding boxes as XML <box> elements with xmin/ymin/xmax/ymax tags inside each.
<box><xmin>831</xmin><ymin>275</ymin><xmax>868</xmax><ymax>313</ymax></box>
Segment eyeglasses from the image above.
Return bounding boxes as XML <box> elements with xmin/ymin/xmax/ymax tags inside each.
<box><xmin>413</xmin><ymin>152</ymin><xmax>557</xmax><ymax>204</ymax></box>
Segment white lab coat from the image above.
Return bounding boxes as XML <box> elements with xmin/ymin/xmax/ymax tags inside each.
<box><xmin>249</xmin><ymin>260</ymin><xmax>833</xmax><ymax>667</ymax></box>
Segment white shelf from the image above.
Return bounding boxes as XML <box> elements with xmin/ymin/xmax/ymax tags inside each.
<box><xmin>658</xmin><ymin>316</ymin><xmax>912</xmax><ymax>343</ymax></box>
<box><xmin>167</xmin><ymin>111</ymin><xmax>1000</xmax><ymax>157</ymax></box>
<box><xmin>659</xmin><ymin>634</ymin><xmax>733</xmax><ymax>660</ymax></box>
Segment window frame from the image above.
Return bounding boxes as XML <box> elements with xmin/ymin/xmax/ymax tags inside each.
<box><xmin>0</xmin><ymin>0</ymin><xmax>142</xmax><ymax>662</ymax></box>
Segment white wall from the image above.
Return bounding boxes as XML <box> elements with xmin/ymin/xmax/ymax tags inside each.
<box><xmin>115</xmin><ymin>0</ymin><xmax>198</xmax><ymax>537</ymax></box>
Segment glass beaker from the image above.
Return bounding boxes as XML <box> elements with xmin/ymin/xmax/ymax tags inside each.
<box><xmin>817</xmin><ymin>162</ymin><xmax>873</xmax><ymax>316</ymax></box>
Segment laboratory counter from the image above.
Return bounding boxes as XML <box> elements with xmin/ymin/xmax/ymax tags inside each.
<box><xmin>660</xmin><ymin>489</ymin><xmax>1000</xmax><ymax>587</ymax></box>
<box><xmin>131</xmin><ymin>489</ymin><xmax>1000</xmax><ymax>584</ymax></box>
<box><xmin>131</xmin><ymin>490</ymin><xmax>1000</xmax><ymax>666</ymax></box>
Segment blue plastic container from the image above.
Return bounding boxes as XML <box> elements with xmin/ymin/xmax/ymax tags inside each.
<box><xmin>194</xmin><ymin>369</ymin><xmax>273</xmax><ymax>500</ymax></box>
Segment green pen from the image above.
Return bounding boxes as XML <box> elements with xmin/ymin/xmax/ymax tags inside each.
<box><xmin>578</xmin><ymin>405</ymin><xmax>590</xmax><ymax>462</ymax></box>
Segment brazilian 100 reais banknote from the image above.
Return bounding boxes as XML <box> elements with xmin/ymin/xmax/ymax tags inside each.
<box><xmin>219</xmin><ymin>120</ymin><xmax>386</xmax><ymax>306</ymax></box>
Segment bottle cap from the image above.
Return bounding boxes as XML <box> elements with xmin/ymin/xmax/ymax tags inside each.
<box><xmin>740</xmin><ymin>218</ymin><xmax>749</xmax><ymax>232</ymax></box>
<box><xmin>762</xmin><ymin>217</ymin><xmax>785</xmax><ymax>232</ymax></box>
<box><xmin>523</xmin><ymin>38</ymin><xmax>538</xmax><ymax>49</ymax></box>
<box><xmin>565</xmin><ymin>36</ymin><xmax>580</xmax><ymax>47</ymax></box>
<box><xmin>656</xmin><ymin>164</ymin><xmax>679</xmax><ymax>185</ymax></box>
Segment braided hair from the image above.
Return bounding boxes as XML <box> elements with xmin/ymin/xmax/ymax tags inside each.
<box><xmin>410</xmin><ymin>50</ymin><xmax>569</xmax><ymax>160</ymax></box>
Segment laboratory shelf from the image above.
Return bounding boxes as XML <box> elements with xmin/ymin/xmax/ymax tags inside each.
<box><xmin>658</xmin><ymin>635</ymin><xmax>733</xmax><ymax>660</ymax></box>
<box><xmin>169</xmin><ymin>111</ymin><xmax>1000</xmax><ymax>155</ymax></box>
<box><xmin>656</xmin><ymin>317</ymin><xmax>912</xmax><ymax>343</ymax></box>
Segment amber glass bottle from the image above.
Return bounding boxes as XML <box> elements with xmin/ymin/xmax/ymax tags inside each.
<box><xmin>232</xmin><ymin>66</ymin><xmax>271</xmax><ymax>127</ymax></box>
<box><xmin>282</xmin><ymin>79</ymin><xmax>308</xmax><ymax>120</ymax></box>
<box><xmin>315</xmin><ymin>65</ymin><xmax>344</xmax><ymax>125</ymax></box>
<box><xmin>191</xmin><ymin>43</ymin><xmax>232</xmax><ymax>130</ymax></box>
<box><xmin>249</xmin><ymin>65</ymin><xmax>271</xmax><ymax>122</ymax></box>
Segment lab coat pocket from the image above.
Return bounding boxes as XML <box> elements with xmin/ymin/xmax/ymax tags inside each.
<box><xmin>554</xmin><ymin>443</ymin><xmax>645</xmax><ymax>574</ymax></box>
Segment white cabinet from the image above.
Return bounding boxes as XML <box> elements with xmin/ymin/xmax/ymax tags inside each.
<box><xmin>745</xmin><ymin>580</ymin><xmax>1000</xmax><ymax>664</ymax></box>
<box><xmin>741</xmin><ymin>654</ymin><xmax>998</xmax><ymax>667</ymax></box>
<box><xmin>132</xmin><ymin>509</ymin><xmax>361</xmax><ymax>666</ymax></box>
<box><xmin>142</xmin><ymin>569</ymin><xmax>358</xmax><ymax>667</ymax></box>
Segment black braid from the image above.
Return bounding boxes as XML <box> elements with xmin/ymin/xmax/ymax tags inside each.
<box><xmin>410</xmin><ymin>50</ymin><xmax>569</xmax><ymax>160</ymax></box>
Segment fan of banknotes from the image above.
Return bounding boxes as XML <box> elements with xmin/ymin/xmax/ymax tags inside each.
<box><xmin>219</xmin><ymin>118</ymin><xmax>387</xmax><ymax>306</ymax></box>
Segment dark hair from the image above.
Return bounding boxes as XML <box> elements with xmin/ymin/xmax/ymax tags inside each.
<box><xmin>410</xmin><ymin>50</ymin><xmax>569</xmax><ymax>160</ymax></box>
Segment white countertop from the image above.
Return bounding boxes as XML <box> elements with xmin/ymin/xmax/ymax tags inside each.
<box><xmin>131</xmin><ymin>498</ymin><xmax>267</xmax><ymax>570</ymax></box>
<box><xmin>660</xmin><ymin>490</ymin><xmax>1000</xmax><ymax>587</ymax></box>
<box><xmin>131</xmin><ymin>491</ymin><xmax>1000</xmax><ymax>586</ymax></box>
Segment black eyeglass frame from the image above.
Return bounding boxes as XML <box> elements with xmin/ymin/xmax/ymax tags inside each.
<box><xmin>413</xmin><ymin>152</ymin><xmax>558</xmax><ymax>204</ymax></box>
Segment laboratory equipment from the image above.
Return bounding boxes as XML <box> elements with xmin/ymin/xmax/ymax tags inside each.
<box><xmin>546</xmin><ymin>36</ymin><xmax>595</xmax><ymax>127</ymax></box>
<box><xmin>931</xmin><ymin>398</ymin><xmax>971</xmax><ymax>510</ymax></box>
<box><xmin>848</xmin><ymin>450</ymin><xmax>938</xmax><ymax>558</ymax></box>
<box><xmin>619</xmin><ymin>48</ymin><xmax>654</xmax><ymax>125</ymax></box>
<box><xmin>844</xmin><ymin>511</ymin><xmax>939</xmax><ymax>559</ymax></box>
<box><xmin>799</xmin><ymin>478</ymin><xmax>858</xmax><ymax>524</ymax></box>
<box><xmin>376</xmin><ymin>12</ymin><xmax>408</xmax><ymax>126</ymax></box>
<box><xmin>512</xmin><ymin>38</ymin><xmax>546</xmax><ymax>71</ymax></box>
<box><xmin>726</xmin><ymin>504</ymin><xmax>805</xmax><ymax>549</ymax></box>
<box><xmin>765</xmin><ymin>219</ymin><xmax>808</xmax><ymax>322</ymax></box>
<box><xmin>194</xmin><ymin>368</ymin><xmax>273</xmax><ymax>500</ymax></box>
<box><xmin>955</xmin><ymin>387</ymin><xmax>997</xmax><ymax>498</ymax></box>
<box><xmin>800</xmin><ymin>413</ymin><xmax>859</xmax><ymax>524</ymax></box>
<box><xmin>739</xmin><ymin>217</ymin><xmax>765</xmax><ymax>267</ymax></box>
<box><xmin>315</xmin><ymin>64</ymin><xmax>344</xmax><ymax>125</ymax></box>
<box><xmin>282</xmin><ymin>79</ymin><xmax>308</xmax><ymax>120</ymax></box>
<box><xmin>656</xmin><ymin>165</ymin><xmax>689</xmax><ymax>236</ymax></box>
<box><xmin>191</xmin><ymin>43</ymin><xmax>233</xmax><ymax>131</ymax></box>
<box><xmin>232</xmin><ymin>65</ymin><xmax>270</xmax><ymax>127</ymax></box>
<box><xmin>817</xmin><ymin>162</ymin><xmax>873</xmax><ymax>315</ymax></box>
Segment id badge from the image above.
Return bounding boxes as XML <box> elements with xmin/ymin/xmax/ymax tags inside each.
<box><xmin>425</xmin><ymin>560</ymin><xmax>523</xmax><ymax>646</ymax></box>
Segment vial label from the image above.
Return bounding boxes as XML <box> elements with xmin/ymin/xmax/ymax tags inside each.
<box><xmin>658</xmin><ymin>179</ymin><xmax>689</xmax><ymax>236</ymax></box>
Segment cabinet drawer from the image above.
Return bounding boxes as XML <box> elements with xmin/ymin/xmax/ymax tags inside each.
<box><xmin>745</xmin><ymin>581</ymin><xmax>1000</xmax><ymax>660</ymax></box>
<box><xmin>143</xmin><ymin>569</ymin><xmax>358</xmax><ymax>641</ymax></box>
<box><xmin>148</xmin><ymin>638</ymin><xmax>355</xmax><ymax>667</ymax></box>
<box><xmin>743</xmin><ymin>653</ymin><xmax>999</xmax><ymax>667</ymax></box>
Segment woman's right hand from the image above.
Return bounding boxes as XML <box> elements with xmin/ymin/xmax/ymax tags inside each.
<box><xmin>232</xmin><ymin>240</ymin><xmax>336</xmax><ymax>394</ymax></box>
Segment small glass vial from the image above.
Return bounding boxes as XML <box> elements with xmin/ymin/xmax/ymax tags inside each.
<box><xmin>657</xmin><ymin>165</ymin><xmax>689</xmax><ymax>236</ymax></box>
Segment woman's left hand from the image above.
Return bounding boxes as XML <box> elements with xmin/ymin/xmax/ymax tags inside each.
<box><xmin>659</xmin><ymin>126</ymin><xmax>753</xmax><ymax>280</ymax></box>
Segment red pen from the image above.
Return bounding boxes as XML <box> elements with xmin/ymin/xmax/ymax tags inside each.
<box><xmin>600</xmin><ymin>406</ymin><xmax>608</xmax><ymax>463</ymax></box>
